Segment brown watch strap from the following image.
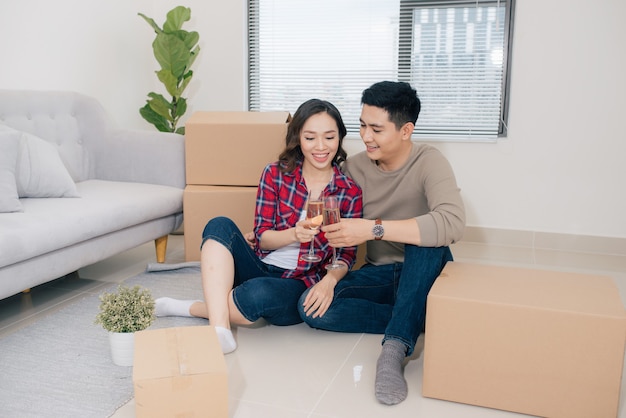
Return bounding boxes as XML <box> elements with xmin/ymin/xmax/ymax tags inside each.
<box><xmin>374</xmin><ymin>218</ymin><xmax>383</xmax><ymax>240</ymax></box>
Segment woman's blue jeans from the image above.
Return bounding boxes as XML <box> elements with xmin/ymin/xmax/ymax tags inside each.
<box><xmin>297</xmin><ymin>245</ymin><xmax>453</xmax><ymax>356</ymax></box>
<box><xmin>202</xmin><ymin>217</ymin><xmax>307</xmax><ymax>326</ymax></box>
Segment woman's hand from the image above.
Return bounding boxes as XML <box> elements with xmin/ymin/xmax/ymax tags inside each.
<box><xmin>294</xmin><ymin>219</ymin><xmax>319</xmax><ymax>244</ymax></box>
<box><xmin>248</xmin><ymin>220</ymin><xmax>320</xmax><ymax>251</ymax></box>
<box><xmin>301</xmin><ymin>273</ymin><xmax>339</xmax><ymax>318</ymax></box>
<box><xmin>244</xmin><ymin>231</ymin><xmax>256</xmax><ymax>249</ymax></box>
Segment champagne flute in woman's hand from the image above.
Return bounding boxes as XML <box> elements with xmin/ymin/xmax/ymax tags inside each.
<box><xmin>323</xmin><ymin>196</ymin><xmax>344</xmax><ymax>270</ymax></box>
<box><xmin>300</xmin><ymin>198</ymin><xmax>324</xmax><ymax>262</ymax></box>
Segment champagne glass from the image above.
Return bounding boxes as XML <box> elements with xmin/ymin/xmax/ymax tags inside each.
<box><xmin>300</xmin><ymin>197</ymin><xmax>324</xmax><ymax>262</ymax></box>
<box><xmin>323</xmin><ymin>196</ymin><xmax>344</xmax><ymax>270</ymax></box>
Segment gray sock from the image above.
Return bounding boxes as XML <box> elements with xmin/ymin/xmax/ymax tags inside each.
<box><xmin>375</xmin><ymin>339</ymin><xmax>408</xmax><ymax>405</ymax></box>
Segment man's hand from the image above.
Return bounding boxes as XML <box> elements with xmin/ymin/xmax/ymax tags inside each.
<box><xmin>301</xmin><ymin>274</ymin><xmax>339</xmax><ymax>318</ymax></box>
<box><xmin>321</xmin><ymin>218</ymin><xmax>371</xmax><ymax>248</ymax></box>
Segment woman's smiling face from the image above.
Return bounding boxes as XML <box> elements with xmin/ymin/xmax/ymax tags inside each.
<box><xmin>299</xmin><ymin>112</ymin><xmax>340</xmax><ymax>170</ymax></box>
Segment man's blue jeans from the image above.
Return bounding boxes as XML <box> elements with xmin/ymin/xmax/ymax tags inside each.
<box><xmin>202</xmin><ymin>217</ymin><xmax>307</xmax><ymax>326</ymax></box>
<box><xmin>297</xmin><ymin>245</ymin><xmax>453</xmax><ymax>356</ymax></box>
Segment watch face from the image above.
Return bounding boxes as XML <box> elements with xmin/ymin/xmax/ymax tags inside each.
<box><xmin>373</xmin><ymin>224</ymin><xmax>384</xmax><ymax>238</ymax></box>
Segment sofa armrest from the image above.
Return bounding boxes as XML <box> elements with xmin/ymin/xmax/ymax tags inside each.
<box><xmin>95</xmin><ymin>130</ymin><xmax>185</xmax><ymax>189</ymax></box>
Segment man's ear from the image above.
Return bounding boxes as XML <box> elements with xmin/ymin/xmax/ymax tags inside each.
<box><xmin>401</xmin><ymin>122</ymin><xmax>415</xmax><ymax>140</ymax></box>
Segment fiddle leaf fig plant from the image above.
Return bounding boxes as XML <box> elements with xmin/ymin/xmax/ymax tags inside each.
<box><xmin>139</xmin><ymin>6</ymin><xmax>200</xmax><ymax>135</ymax></box>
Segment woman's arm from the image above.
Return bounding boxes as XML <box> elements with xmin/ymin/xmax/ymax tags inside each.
<box><xmin>257</xmin><ymin>220</ymin><xmax>318</xmax><ymax>251</ymax></box>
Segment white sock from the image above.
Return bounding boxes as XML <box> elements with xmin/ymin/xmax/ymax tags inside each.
<box><xmin>154</xmin><ymin>297</ymin><xmax>199</xmax><ymax>317</ymax></box>
<box><xmin>215</xmin><ymin>326</ymin><xmax>237</xmax><ymax>354</ymax></box>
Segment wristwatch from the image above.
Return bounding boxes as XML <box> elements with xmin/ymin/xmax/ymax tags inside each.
<box><xmin>372</xmin><ymin>218</ymin><xmax>384</xmax><ymax>240</ymax></box>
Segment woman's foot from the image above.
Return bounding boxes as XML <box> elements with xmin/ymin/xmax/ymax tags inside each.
<box><xmin>215</xmin><ymin>326</ymin><xmax>237</xmax><ymax>354</ymax></box>
<box><xmin>154</xmin><ymin>297</ymin><xmax>200</xmax><ymax>317</ymax></box>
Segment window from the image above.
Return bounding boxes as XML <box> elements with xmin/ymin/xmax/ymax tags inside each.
<box><xmin>248</xmin><ymin>0</ymin><xmax>515</xmax><ymax>141</ymax></box>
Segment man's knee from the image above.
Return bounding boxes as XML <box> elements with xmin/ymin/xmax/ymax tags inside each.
<box><xmin>404</xmin><ymin>245</ymin><xmax>452</xmax><ymax>266</ymax></box>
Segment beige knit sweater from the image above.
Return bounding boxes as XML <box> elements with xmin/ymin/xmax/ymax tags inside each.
<box><xmin>344</xmin><ymin>143</ymin><xmax>466</xmax><ymax>265</ymax></box>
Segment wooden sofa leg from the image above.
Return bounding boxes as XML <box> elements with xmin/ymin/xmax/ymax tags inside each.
<box><xmin>155</xmin><ymin>235</ymin><xmax>168</xmax><ymax>263</ymax></box>
<box><xmin>22</xmin><ymin>288</ymin><xmax>31</xmax><ymax>293</ymax></box>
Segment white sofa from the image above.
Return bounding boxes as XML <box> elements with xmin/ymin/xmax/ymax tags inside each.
<box><xmin>0</xmin><ymin>90</ymin><xmax>185</xmax><ymax>301</ymax></box>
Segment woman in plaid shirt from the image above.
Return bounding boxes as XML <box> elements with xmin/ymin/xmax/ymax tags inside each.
<box><xmin>155</xmin><ymin>99</ymin><xmax>362</xmax><ymax>353</ymax></box>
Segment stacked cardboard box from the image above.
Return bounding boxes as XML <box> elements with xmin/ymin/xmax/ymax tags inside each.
<box><xmin>183</xmin><ymin>111</ymin><xmax>291</xmax><ymax>261</ymax></box>
<box><xmin>422</xmin><ymin>261</ymin><xmax>626</xmax><ymax>418</ymax></box>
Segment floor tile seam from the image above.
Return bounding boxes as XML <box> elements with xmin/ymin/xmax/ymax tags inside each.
<box><xmin>307</xmin><ymin>333</ymin><xmax>366</xmax><ymax>417</ymax></box>
<box><xmin>226</xmin><ymin>398</ymin><xmax>313</xmax><ymax>416</ymax></box>
<box><xmin>49</xmin><ymin>280</ymin><xmax>112</xmax><ymax>294</ymax></box>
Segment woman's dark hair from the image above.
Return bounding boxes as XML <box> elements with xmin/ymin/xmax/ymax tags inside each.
<box><xmin>361</xmin><ymin>81</ymin><xmax>421</xmax><ymax>130</ymax></box>
<box><xmin>278</xmin><ymin>99</ymin><xmax>348</xmax><ymax>173</ymax></box>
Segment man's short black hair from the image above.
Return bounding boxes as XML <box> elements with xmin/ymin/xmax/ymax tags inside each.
<box><xmin>361</xmin><ymin>81</ymin><xmax>421</xmax><ymax>129</ymax></box>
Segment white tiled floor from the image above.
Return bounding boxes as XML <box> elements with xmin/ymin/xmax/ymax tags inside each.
<box><xmin>1</xmin><ymin>234</ymin><xmax>625</xmax><ymax>418</ymax></box>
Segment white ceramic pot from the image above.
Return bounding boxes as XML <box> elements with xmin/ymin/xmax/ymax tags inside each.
<box><xmin>108</xmin><ymin>331</ymin><xmax>135</xmax><ymax>366</ymax></box>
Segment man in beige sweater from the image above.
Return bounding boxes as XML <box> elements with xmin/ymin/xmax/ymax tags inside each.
<box><xmin>298</xmin><ymin>81</ymin><xmax>466</xmax><ymax>405</ymax></box>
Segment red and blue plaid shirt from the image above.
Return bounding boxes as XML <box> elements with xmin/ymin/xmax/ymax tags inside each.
<box><xmin>254</xmin><ymin>161</ymin><xmax>363</xmax><ymax>287</ymax></box>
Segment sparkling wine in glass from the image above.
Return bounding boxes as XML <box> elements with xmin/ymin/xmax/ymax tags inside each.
<box><xmin>300</xmin><ymin>198</ymin><xmax>323</xmax><ymax>262</ymax></box>
<box><xmin>323</xmin><ymin>196</ymin><xmax>344</xmax><ymax>270</ymax></box>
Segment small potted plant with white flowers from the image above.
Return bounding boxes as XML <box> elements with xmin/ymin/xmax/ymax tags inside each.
<box><xmin>95</xmin><ymin>285</ymin><xmax>155</xmax><ymax>366</ymax></box>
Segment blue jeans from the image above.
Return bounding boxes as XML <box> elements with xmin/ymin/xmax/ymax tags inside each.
<box><xmin>297</xmin><ymin>245</ymin><xmax>453</xmax><ymax>356</ymax></box>
<box><xmin>202</xmin><ymin>217</ymin><xmax>307</xmax><ymax>326</ymax></box>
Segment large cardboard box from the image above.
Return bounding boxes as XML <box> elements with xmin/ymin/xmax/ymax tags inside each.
<box><xmin>184</xmin><ymin>185</ymin><xmax>258</xmax><ymax>261</ymax></box>
<box><xmin>185</xmin><ymin>111</ymin><xmax>291</xmax><ymax>186</ymax></box>
<box><xmin>422</xmin><ymin>262</ymin><xmax>626</xmax><ymax>418</ymax></box>
<box><xmin>133</xmin><ymin>326</ymin><xmax>228</xmax><ymax>418</ymax></box>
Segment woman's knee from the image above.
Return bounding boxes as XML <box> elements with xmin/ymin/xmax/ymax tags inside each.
<box><xmin>202</xmin><ymin>216</ymin><xmax>238</xmax><ymax>239</ymax></box>
<box><xmin>201</xmin><ymin>217</ymin><xmax>241</xmax><ymax>250</ymax></box>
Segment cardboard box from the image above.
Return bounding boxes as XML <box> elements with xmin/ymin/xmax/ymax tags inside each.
<box><xmin>133</xmin><ymin>326</ymin><xmax>228</xmax><ymax>418</ymax></box>
<box><xmin>184</xmin><ymin>185</ymin><xmax>258</xmax><ymax>261</ymax></box>
<box><xmin>185</xmin><ymin>111</ymin><xmax>291</xmax><ymax>186</ymax></box>
<box><xmin>422</xmin><ymin>262</ymin><xmax>626</xmax><ymax>418</ymax></box>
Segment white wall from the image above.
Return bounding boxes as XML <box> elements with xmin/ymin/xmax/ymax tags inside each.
<box><xmin>1</xmin><ymin>0</ymin><xmax>624</xmax><ymax>239</ymax></box>
<box><xmin>0</xmin><ymin>0</ymin><xmax>246</xmax><ymax>124</ymax></box>
<box><xmin>443</xmin><ymin>0</ymin><xmax>626</xmax><ymax>238</ymax></box>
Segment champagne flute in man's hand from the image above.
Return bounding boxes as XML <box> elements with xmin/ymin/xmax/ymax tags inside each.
<box><xmin>323</xmin><ymin>196</ymin><xmax>344</xmax><ymax>270</ymax></box>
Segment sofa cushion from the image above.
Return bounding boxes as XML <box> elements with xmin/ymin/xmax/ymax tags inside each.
<box><xmin>0</xmin><ymin>90</ymin><xmax>110</xmax><ymax>183</ymax></box>
<box><xmin>16</xmin><ymin>129</ymin><xmax>80</xmax><ymax>198</ymax></box>
<box><xmin>0</xmin><ymin>131</ymin><xmax>22</xmax><ymax>212</ymax></box>
<box><xmin>0</xmin><ymin>124</ymin><xmax>79</xmax><ymax>199</ymax></box>
<box><xmin>0</xmin><ymin>179</ymin><xmax>183</xmax><ymax>267</ymax></box>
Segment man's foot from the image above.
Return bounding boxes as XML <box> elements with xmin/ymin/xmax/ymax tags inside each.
<box><xmin>375</xmin><ymin>339</ymin><xmax>408</xmax><ymax>405</ymax></box>
<box><xmin>154</xmin><ymin>297</ymin><xmax>199</xmax><ymax>317</ymax></box>
<box><xmin>215</xmin><ymin>326</ymin><xmax>237</xmax><ymax>354</ymax></box>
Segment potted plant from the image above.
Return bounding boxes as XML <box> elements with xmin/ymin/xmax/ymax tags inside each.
<box><xmin>138</xmin><ymin>5</ymin><xmax>200</xmax><ymax>135</ymax></box>
<box><xmin>95</xmin><ymin>285</ymin><xmax>155</xmax><ymax>366</ymax></box>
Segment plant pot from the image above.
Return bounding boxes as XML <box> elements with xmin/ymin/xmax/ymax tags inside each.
<box><xmin>108</xmin><ymin>331</ymin><xmax>135</xmax><ymax>366</ymax></box>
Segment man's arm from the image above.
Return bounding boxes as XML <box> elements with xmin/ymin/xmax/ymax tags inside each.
<box><xmin>322</xmin><ymin>217</ymin><xmax>421</xmax><ymax>247</ymax></box>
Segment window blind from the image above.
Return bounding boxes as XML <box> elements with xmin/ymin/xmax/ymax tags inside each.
<box><xmin>248</xmin><ymin>0</ymin><xmax>514</xmax><ymax>140</ymax></box>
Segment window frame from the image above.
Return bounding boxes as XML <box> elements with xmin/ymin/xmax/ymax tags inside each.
<box><xmin>248</xmin><ymin>0</ymin><xmax>516</xmax><ymax>141</ymax></box>
<box><xmin>398</xmin><ymin>0</ymin><xmax>516</xmax><ymax>137</ymax></box>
